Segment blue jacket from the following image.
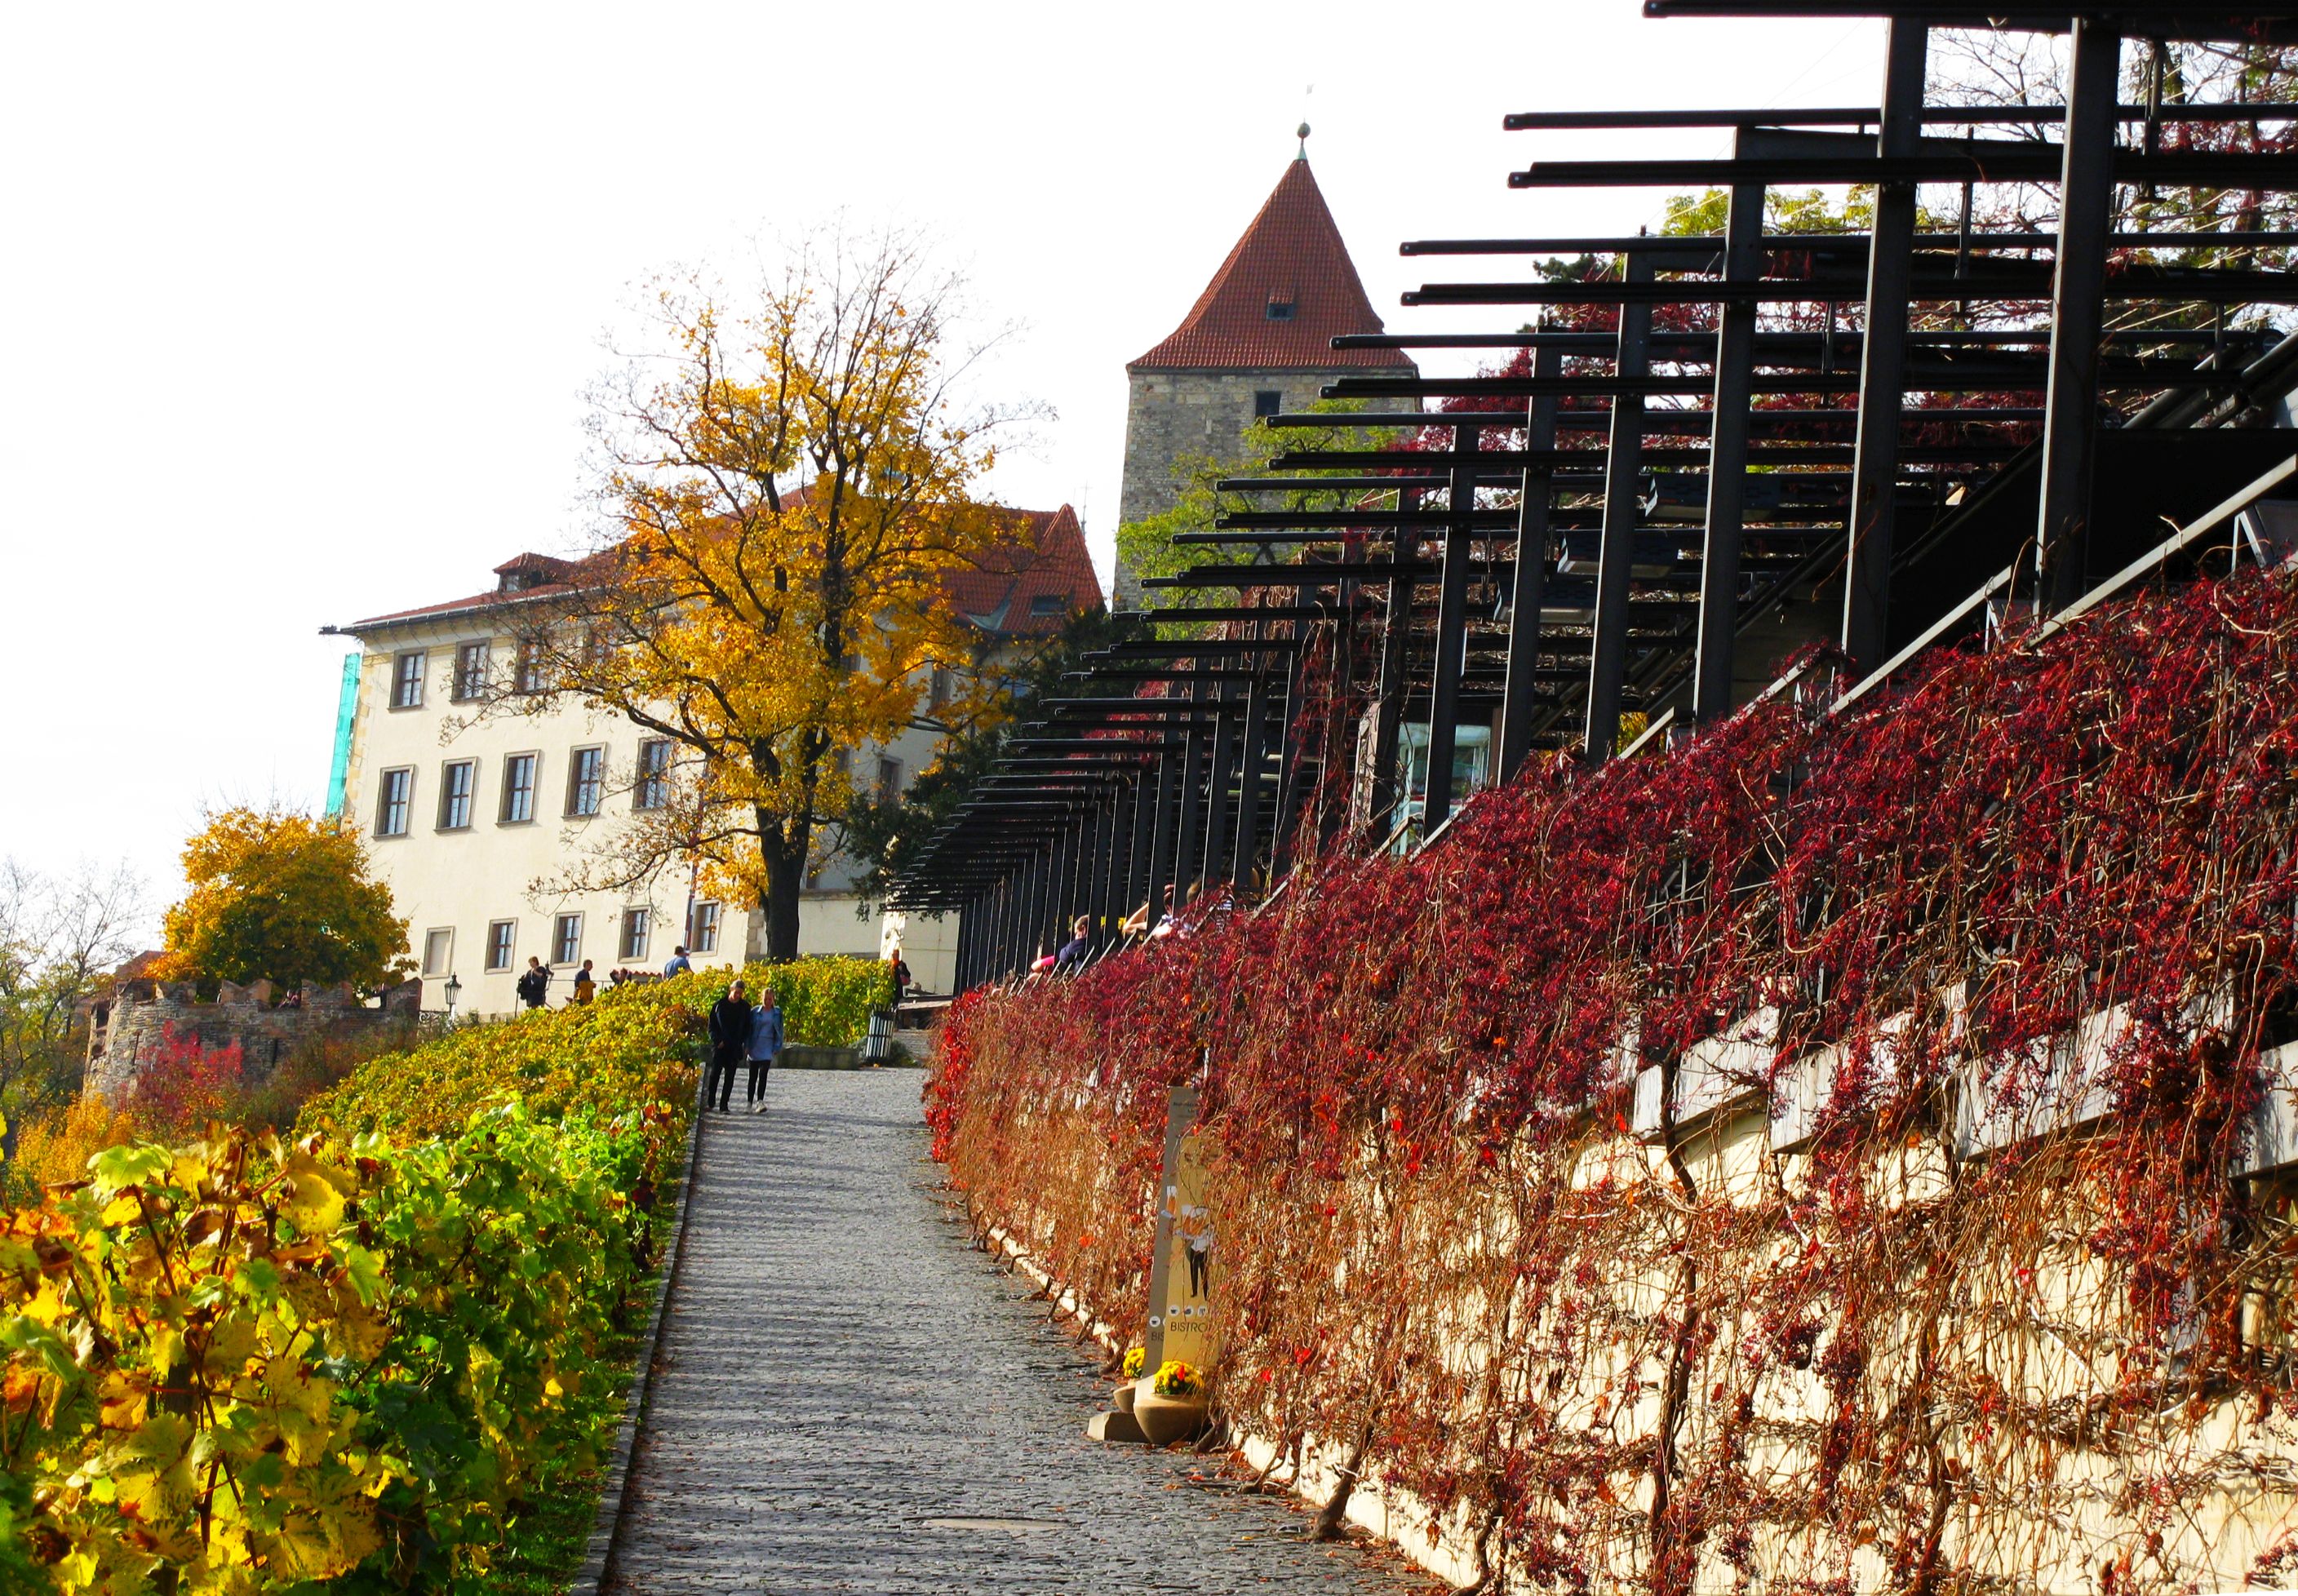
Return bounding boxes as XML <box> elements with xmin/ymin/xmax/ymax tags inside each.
<box><xmin>747</xmin><ymin>1004</ymin><xmax>783</xmax><ymax>1061</ymax></box>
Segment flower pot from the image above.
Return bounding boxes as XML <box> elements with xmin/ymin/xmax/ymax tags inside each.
<box><xmin>1130</xmin><ymin>1377</ymin><xmax>1209</xmax><ymax>1447</ymax></box>
<box><xmin>1111</xmin><ymin>1381</ymin><xmax>1138</xmax><ymax>1415</ymax></box>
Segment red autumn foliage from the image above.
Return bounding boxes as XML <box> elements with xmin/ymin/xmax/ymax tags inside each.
<box><xmin>930</xmin><ymin>569</ymin><xmax>2298</xmax><ymax>1592</ymax></box>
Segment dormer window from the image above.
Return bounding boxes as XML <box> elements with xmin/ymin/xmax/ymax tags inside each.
<box><xmin>1265</xmin><ymin>295</ymin><xmax>1295</xmax><ymax>321</ymax></box>
<box><xmin>1030</xmin><ymin>594</ymin><xmax>1065</xmax><ymax>618</ymax></box>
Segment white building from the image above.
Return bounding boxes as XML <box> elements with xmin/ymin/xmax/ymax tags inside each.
<box><xmin>322</xmin><ymin>508</ymin><xmax>1101</xmax><ymax>1017</ymax></box>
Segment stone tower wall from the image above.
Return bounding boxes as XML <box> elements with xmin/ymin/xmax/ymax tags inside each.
<box><xmin>1115</xmin><ymin>366</ymin><xmax>1382</xmax><ymax>606</ymax></box>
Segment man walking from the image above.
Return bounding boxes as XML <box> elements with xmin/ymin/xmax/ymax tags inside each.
<box><xmin>707</xmin><ymin>978</ymin><xmax>753</xmax><ymax>1114</ymax></box>
<box><xmin>663</xmin><ymin>945</ymin><xmax>693</xmax><ymax>978</ymax></box>
<box><xmin>572</xmin><ymin>959</ymin><xmax>597</xmax><ymax>1004</ymax></box>
<box><xmin>516</xmin><ymin>955</ymin><xmax>550</xmax><ymax>1012</ymax></box>
<box><xmin>745</xmin><ymin>986</ymin><xmax>783</xmax><ymax>1112</ymax></box>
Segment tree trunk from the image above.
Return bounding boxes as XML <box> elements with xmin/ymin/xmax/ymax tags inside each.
<box><xmin>764</xmin><ymin>849</ymin><xmax>803</xmax><ymax>962</ymax></box>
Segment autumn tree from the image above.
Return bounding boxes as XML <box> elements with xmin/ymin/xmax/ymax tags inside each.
<box><xmin>504</xmin><ymin>229</ymin><xmax>1036</xmax><ymax>961</ymax></box>
<box><xmin>0</xmin><ymin>858</ymin><xmax>143</xmax><ymax>1115</ymax></box>
<box><xmin>157</xmin><ymin>808</ymin><xmax>410</xmax><ymax>992</ymax></box>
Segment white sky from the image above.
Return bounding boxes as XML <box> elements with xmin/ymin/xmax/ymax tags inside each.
<box><xmin>0</xmin><ymin>2</ymin><xmax>1884</xmax><ymax>933</ymax></box>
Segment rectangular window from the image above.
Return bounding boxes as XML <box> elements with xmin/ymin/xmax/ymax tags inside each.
<box><xmin>486</xmin><ymin>920</ymin><xmax>517</xmax><ymax>972</ymax></box>
<box><xmin>391</xmin><ymin>651</ymin><xmax>427</xmax><ymax>710</ymax></box>
<box><xmin>876</xmin><ymin>756</ymin><xmax>903</xmax><ymax>800</ymax></box>
<box><xmin>1029</xmin><ymin>593</ymin><xmax>1064</xmax><ymax>617</ymax></box>
<box><xmin>451</xmin><ymin>641</ymin><xmax>488</xmax><ymax>701</ymax></box>
<box><xmin>376</xmin><ymin>768</ymin><xmax>413</xmax><ymax>837</ymax></box>
<box><xmin>437</xmin><ymin>760</ymin><xmax>476</xmax><ymax>830</ymax></box>
<box><xmin>566</xmin><ymin>746</ymin><xmax>605</xmax><ymax>817</ymax></box>
<box><xmin>619</xmin><ymin>907</ymin><xmax>651</xmax><ymax>960</ymax></box>
<box><xmin>552</xmin><ymin>913</ymin><xmax>582</xmax><ymax>965</ymax></box>
<box><xmin>1253</xmin><ymin>389</ymin><xmax>1282</xmax><ymax>418</ymax></box>
<box><xmin>422</xmin><ymin>927</ymin><xmax>454</xmax><ymax>978</ymax></box>
<box><xmin>690</xmin><ymin>901</ymin><xmax>721</xmax><ymax>955</ymax></box>
<box><xmin>635</xmin><ymin>738</ymin><xmax>672</xmax><ymax>810</ymax></box>
<box><xmin>515</xmin><ymin>636</ymin><xmax>546</xmax><ymax>694</ymax></box>
<box><xmin>499</xmin><ymin>753</ymin><xmax>537</xmax><ymax>823</ymax></box>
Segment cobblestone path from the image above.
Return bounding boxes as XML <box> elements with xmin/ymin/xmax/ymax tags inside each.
<box><xmin>603</xmin><ymin>1068</ymin><xmax>1420</xmax><ymax>1594</ymax></box>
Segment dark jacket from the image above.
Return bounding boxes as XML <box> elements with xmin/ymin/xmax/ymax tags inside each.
<box><xmin>516</xmin><ymin>967</ymin><xmax>549</xmax><ymax>1006</ymax></box>
<box><xmin>708</xmin><ymin>995</ymin><xmax>754</xmax><ymax>1056</ymax></box>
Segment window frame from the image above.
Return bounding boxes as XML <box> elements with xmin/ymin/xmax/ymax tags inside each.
<box><xmin>485</xmin><ymin>920</ymin><xmax>517</xmax><ymax>972</ymax></box>
<box><xmin>514</xmin><ymin>636</ymin><xmax>547</xmax><ymax>695</ymax></box>
<box><xmin>634</xmin><ymin>738</ymin><xmax>672</xmax><ymax>812</ymax></box>
<box><xmin>499</xmin><ymin>751</ymin><xmax>539</xmax><ymax>825</ymax></box>
<box><xmin>690</xmin><ymin>901</ymin><xmax>721</xmax><ymax>955</ymax></box>
<box><xmin>876</xmin><ymin>756</ymin><xmax>903</xmax><ymax>800</ymax></box>
<box><xmin>421</xmin><ymin>927</ymin><xmax>455</xmax><ymax>978</ymax></box>
<box><xmin>619</xmin><ymin>907</ymin><xmax>652</xmax><ymax>961</ymax></box>
<box><xmin>552</xmin><ymin>913</ymin><xmax>583</xmax><ymax>966</ymax></box>
<box><xmin>1253</xmin><ymin>389</ymin><xmax>1283</xmax><ymax>419</ymax></box>
<box><xmin>437</xmin><ymin>758</ymin><xmax>477</xmax><ymax>831</ymax></box>
<box><xmin>566</xmin><ymin>745</ymin><xmax>606</xmax><ymax>818</ymax></box>
<box><xmin>390</xmin><ymin>650</ymin><xmax>428</xmax><ymax>711</ymax></box>
<box><xmin>450</xmin><ymin>641</ymin><xmax>489</xmax><ymax>702</ymax></box>
<box><xmin>376</xmin><ymin>767</ymin><xmax>415</xmax><ymax>838</ymax></box>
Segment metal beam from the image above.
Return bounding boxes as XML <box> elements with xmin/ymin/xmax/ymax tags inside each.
<box><xmin>1585</xmin><ymin>247</ymin><xmax>1656</xmax><ymax>765</ymax></box>
<box><xmin>1841</xmin><ymin>19</ymin><xmax>1928</xmax><ymax>673</ymax></box>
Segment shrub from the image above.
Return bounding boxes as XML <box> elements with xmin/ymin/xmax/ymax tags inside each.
<box><xmin>0</xmin><ymin>1109</ymin><xmax>652</xmax><ymax>1591</ymax></box>
<box><xmin>688</xmin><ymin>956</ymin><xmax>894</xmax><ymax>1048</ymax></box>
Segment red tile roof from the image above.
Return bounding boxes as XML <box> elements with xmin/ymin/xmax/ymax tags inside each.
<box><xmin>1129</xmin><ymin>157</ymin><xmax>1417</xmax><ymax>374</ymax></box>
<box><xmin>337</xmin><ymin>505</ymin><xmax>1101</xmax><ymax>641</ymax></box>
<box><xmin>943</xmin><ymin>503</ymin><xmax>1104</xmax><ymax>636</ymax></box>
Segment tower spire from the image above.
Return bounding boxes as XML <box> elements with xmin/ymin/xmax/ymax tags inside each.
<box><xmin>1297</xmin><ymin>121</ymin><xmax>1310</xmax><ymax>160</ymax></box>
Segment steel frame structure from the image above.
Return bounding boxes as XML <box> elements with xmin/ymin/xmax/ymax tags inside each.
<box><xmin>898</xmin><ymin>4</ymin><xmax>2298</xmax><ymax>990</ymax></box>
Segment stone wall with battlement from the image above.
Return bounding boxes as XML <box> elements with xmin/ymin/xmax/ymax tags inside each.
<box><xmin>83</xmin><ymin>978</ymin><xmax>423</xmax><ymax>1106</ymax></box>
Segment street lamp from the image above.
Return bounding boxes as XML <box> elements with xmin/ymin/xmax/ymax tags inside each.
<box><xmin>443</xmin><ymin>972</ymin><xmax>462</xmax><ymax>1020</ymax></box>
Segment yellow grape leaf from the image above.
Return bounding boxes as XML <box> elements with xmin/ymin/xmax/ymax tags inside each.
<box><xmin>280</xmin><ymin>1153</ymin><xmax>346</xmax><ymax>1236</ymax></box>
<box><xmin>271</xmin><ymin>1466</ymin><xmax>383</xmax><ymax>1581</ymax></box>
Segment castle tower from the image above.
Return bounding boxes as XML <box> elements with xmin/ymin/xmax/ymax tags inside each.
<box><xmin>1116</xmin><ymin>136</ymin><xmax>1418</xmax><ymax>605</ymax></box>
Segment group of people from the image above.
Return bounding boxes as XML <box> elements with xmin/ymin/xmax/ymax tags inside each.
<box><xmin>515</xmin><ymin>946</ymin><xmax>698</xmax><ymax>1011</ymax></box>
<box><xmin>704</xmin><ymin>978</ymin><xmax>784</xmax><ymax>1112</ymax></box>
<box><xmin>1028</xmin><ymin>884</ymin><xmax>1200</xmax><ymax>978</ymax></box>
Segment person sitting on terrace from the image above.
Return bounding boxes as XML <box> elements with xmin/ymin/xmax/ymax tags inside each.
<box><xmin>1120</xmin><ymin>884</ymin><xmax>1175</xmax><ymax>940</ymax></box>
<box><xmin>1054</xmin><ymin>915</ymin><xmax>1093</xmax><ymax>973</ymax></box>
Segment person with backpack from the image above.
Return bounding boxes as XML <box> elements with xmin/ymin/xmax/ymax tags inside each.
<box><xmin>706</xmin><ymin>979</ymin><xmax>753</xmax><ymax>1113</ymax></box>
<box><xmin>572</xmin><ymin>959</ymin><xmax>597</xmax><ymax>1004</ymax></box>
<box><xmin>516</xmin><ymin>956</ymin><xmax>550</xmax><ymax>1012</ymax></box>
<box><xmin>744</xmin><ymin>986</ymin><xmax>783</xmax><ymax>1112</ymax></box>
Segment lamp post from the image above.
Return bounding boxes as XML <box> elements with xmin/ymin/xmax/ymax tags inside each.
<box><xmin>443</xmin><ymin>972</ymin><xmax>462</xmax><ymax>1022</ymax></box>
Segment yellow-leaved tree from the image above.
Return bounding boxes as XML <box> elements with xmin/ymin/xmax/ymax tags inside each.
<box><xmin>157</xmin><ymin>807</ymin><xmax>410</xmax><ymax>993</ymax></box>
<box><xmin>495</xmin><ymin>229</ymin><xmax>1035</xmax><ymax>960</ymax></box>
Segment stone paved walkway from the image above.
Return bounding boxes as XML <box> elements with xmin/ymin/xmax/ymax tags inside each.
<box><xmin>603</xmin><ymin>1069</ymin><xmax>1421</xmax><ymax>1594</ymax></box>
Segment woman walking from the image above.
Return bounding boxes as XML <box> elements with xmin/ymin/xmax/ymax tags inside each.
<box><xmin>745</xmin><ymin>987</ymin><xmax>784</xmax><ymax>1112</ymax></box>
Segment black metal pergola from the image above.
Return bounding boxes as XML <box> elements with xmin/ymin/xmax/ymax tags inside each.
<box><xmin>900</xmin><ymin>4</ymin><xmax>2298</xmax><ymax>989</ymax></box>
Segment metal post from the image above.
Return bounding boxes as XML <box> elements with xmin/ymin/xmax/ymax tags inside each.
<box><xmin>1200</xmin><ymin>673</ymin><xmax>1239</xmax><ymax>890</ymax></box>
<box><xmin>1584</xmin><ymin>248</ymin><xmax>1654</xmax><ymax>765</ymax></box>
<box><xmin>1368</xmin><ymin>485</ymin><xmax>1419</xmax><ymax>836</ymax></box>
<box><xmin>1693</xmin><ymin>157</ymin><xmax>1766</xmax><ymax>723</ymax></box>
<box><xmin>952</xmin><ymin>894</ymin><xmax>974</xmax><ymax>992</ymax></box>
<box><xmin>1231</xmin><ymin>653</ymin><xmax>1275</xmax><ymax>889</ymax></box>
<box><xmin>1499</xmin><ymin>340</ymin><xmax>1562</xmax><ymax>784</ymax></box>
<box><xmin>1424</xmin><ymin>424</ymin><xmax>1480</xmax><ymax>827</ymax></box>
<box><xmin>1839</xmin><ymin>20</ymin><xmax>1928</xmax><ymax>672</ymax></box>
<box><xmin>1146</xmin><ymin>746</ymin><xmax>1179</xmax><ymax>932</ymax></box>
<box><xmin>2038</xmin><ymin>18</ymin><xmax>2122</xmax><ymax>614</ymax></box>
<box><xmin>1172</xmin><ymin>678</ymin><xmax>1210</xmax><ymax>902</ymax></box>
<box><xmin>1271</xmin><ymin>641</ymin><xmax>1309</xmax><ymax>871</ymax></box>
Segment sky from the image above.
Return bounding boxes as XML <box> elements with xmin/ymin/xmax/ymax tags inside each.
<box><xmin>0</xmin><ymin>2</ymin><xmax>1885</xmax><ymax>936</ymax></box>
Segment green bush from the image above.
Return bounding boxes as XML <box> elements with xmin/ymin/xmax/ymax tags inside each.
<box><xmin>691</xmin><ymin>956</ymin><xmax>892</xmax><ymax>1048</ymax></box>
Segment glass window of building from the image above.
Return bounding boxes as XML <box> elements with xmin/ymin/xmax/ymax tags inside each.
<box><xmin>636</xmin><ymin>738</ymin><xmax>672</xmax><ymax>810</ymax></box>
<box><xmin>452</xmin><ymin>641</ymin><xmax>488</xmax><ymax>701</ymax></box>
<box><xmin>690</xmin><ymin>901</ymin><xmax>721</xmax><ymax>954</ymax></box>
<box><xmin>566</xmin><ymin>747</ymin><xmax>605</xmax><ymax>817</ymax></box>
<box><xmin>437</xmin><ymin>760</ymin><xmax>475</xmax><ymax>830</ymax></box>
<box><xmin>377</xmin><ymin>769</ymin><xmax>412</xmax><ymax>836</ymax></box>
<box><xmin>619</xmin><ymin>907</ymin><xmax>651</xmax><ymax>960</ymax></box>
<box><xmin>391</xmin><ymin>651</ymin><xmax>427</xmax><ymax>710</ymax></box>
<box><xmin>552</xmin><ymin>913</ymin><xmax>582</xmax><ymax>965</ymax></box>
<box><xmin>486</xmin><ymin>920</ymin><xmax>516</xmax><ymax>971</ymax></box>
<box><xmin>500</xmin><ymin>754</ymin><xmax>537</xmax><ymax>823</ymax></box>
<box><xmin>422</xmin><ymin>928</ymin><xmax>453</xmax><ymax>977</ymax></box>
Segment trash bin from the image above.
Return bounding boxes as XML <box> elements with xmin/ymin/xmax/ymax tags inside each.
<box><xmin>863</xmin><ymin>1007</ymin><xmax>893</xmax><ymax>1065</ymax></box>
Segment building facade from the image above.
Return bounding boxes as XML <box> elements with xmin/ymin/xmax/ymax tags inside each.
<box><xmin>1115</xmin><ymin>150</ymin><xmax>1418</xmax><ymax>605</ymax></box>
<box><xmin>325</xmin><ymin>507</ymin><xmax>1099</xmax><ymax>1016</ymax></box>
